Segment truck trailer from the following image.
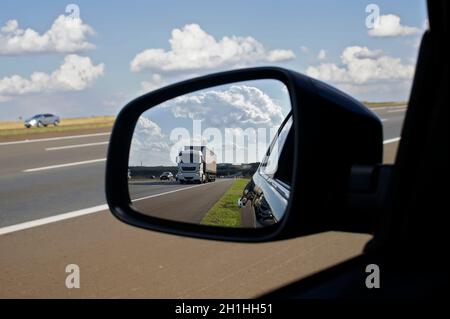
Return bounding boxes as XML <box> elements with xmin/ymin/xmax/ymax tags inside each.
<box><xmin>176</xmin><ymin>146</ymin><xmax>217</xmax><ymax>184</ymax></box>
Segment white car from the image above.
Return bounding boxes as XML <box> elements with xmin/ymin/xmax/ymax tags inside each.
<box><xmin>24</xmin><ymin>114</ymin><xmax>60</xmax><ymax>128</ymax></box>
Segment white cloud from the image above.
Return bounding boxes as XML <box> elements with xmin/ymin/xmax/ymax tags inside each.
<box><xmin>317</xmin><ymin>49</ymin><xmax>326</xmax><ymax>60</ymax></box>
<box><xmin>130</xmin><ymin>24</ymin><xmax>295</xmax><ymax>73</ymax></box>
<box><xmin>139</xmin><ymin>74</ymin><xmax>166</xmax><ymax>94</ymax></box>
<box><xmin>165</xmin><ymin>85</ymin><xmax>285</xmax><ymax>128</ymax></box>
<box><xmin>0</xmin><ymin>15</ymin><xmax>95</xmax><ymax>55</ymax></box>
<box><xmin>0</xmin><ymin>55</ymin><xmax>104</xmax><ymax>96</ymax></box>
<box><xmin>135</xmin><ymin>116</ymin><xmax>165</xmax><ymax>139</ymax></box>
<box><xmin>1</xmin><ymin>20</ymin><xmax>18</xmax><ymax>33</ymax></box>
<box><xmin>266</xmin><ymin>49</ymin><xmax>295</xmax><ymax>62</ymax></box>
<box><xmin>130</xmin><ymin>116</ymin><xmax>170</xmax><ymax>166</ymax></box>
<box><xmin>368</xmin><ymin>14</ymin><xmax>421</xmax><ymax>37</ymax></box>
<box><xmin>129</xmin><ymin>83</ymin><xmax>290</xmax><ymax>166</ymax></box>
<box><xmin>306</xmin><ymin>46</ymin><xmax>414</xmax><ymax>84</ymax></box>
<box><xmin>307</xmin><ymin>63</ymin><xmax>349</xmax><ymax>82</ymax></box>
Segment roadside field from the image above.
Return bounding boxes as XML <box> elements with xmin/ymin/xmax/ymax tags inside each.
<box><xmin>201</xmin><ymin>178</ymin><xmax>250</xmax><ymax>227</ymax></box>
<box><xmin>0</xmin><ymin>116</ymin><xmax>115</xmax><ymax>138</ymax></box>
<box><xmin>362</xmin><ymin>101</ymin><xmax>407</xmax><ymax>108</ymax></box>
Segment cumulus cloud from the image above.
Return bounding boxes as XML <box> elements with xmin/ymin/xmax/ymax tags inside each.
<box><xmin>135</xmin><ymin>116</ymin><xmax>164</xmax><ymax>139</ymax></box>
<box><xmin>306</xmin><ymin>46</ymin><xmax>415</xmax><ymax>84</ymax></box>
<box><xmin>0</xmin><ymin>55</ymin><xmax>104</xmax><ymax>96</ymax></box>
<box><xmin>130</xmin><ymin>24</ymin><xmax>295</xmax><ymax>73</ymax></box>
<box><xmin>0</xmin><ymin>15</ymin><xmax>95</xmax><ymax>55</ymax></box>
<box><xmin>129</xmin><ymin>83</ymin><xmax>290</xmax><ymax>166</ymax></box>
<box><xmin>368</xmin><ymin>14</ymin><xmax>421</xmax><ymax>37</ymax></box>
<box><xmin>165</xmin><ymin>85</ymin><xmax>285</xmax><ymax>128</ymax></box>
<box><xmin>139</xmin><ymin>74</ymin><xmax>166</xmax><ymax>94</ymax></box>
<box><xmin>130</xmin><ymin>116</ymin><xmax>170</xmax><ymax>166</ymax></box>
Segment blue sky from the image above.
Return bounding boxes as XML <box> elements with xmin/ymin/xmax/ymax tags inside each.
<box><xmin>0</xmin><ymin>1</ymin><xmax>427</xmax><ymax>120</ymax></box>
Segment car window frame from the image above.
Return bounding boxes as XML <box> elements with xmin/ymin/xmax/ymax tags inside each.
<box><xmin>258</xmin><ymin>113</ymin><xmax>293</xmax><ymax>198</ymax></box>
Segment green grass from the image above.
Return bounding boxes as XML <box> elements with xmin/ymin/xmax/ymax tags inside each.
<box><xmin>201</xmin><ymin>178</ymin><xmax>250</xmax><ymax>228</ymax></box>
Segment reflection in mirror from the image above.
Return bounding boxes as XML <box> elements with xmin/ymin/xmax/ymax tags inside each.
<box><xmin>128</xmin><ymin>79</ymin><xmax>293</xmax><ymax>228</ymax></box>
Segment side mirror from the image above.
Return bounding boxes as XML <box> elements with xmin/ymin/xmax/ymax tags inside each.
<box><xmin>105</xmin><ymin>67</ymin><xmax>382</xmax><ymax>242</ymax></box>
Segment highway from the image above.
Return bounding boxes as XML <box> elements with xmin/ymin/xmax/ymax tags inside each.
<box><xmin>0</xmin><ymin>132</ymin><xmax>109</xmax><ymax>227</ymax></box>
<box><xmin>0</xmin><ymin>106</ymin><xmax>406</xmax><ymax>298</ymax></box>
<box><xmin>130</xmin><ymin>180</ymin><xmax>234</xmax><ymax>224</ymax></box>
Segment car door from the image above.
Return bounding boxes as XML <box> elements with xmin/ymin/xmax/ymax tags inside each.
<box><xmin>239</xmin><ymin>115</ymin><xmax>293</xmax><ymax>227</ymax></box>
<box><xmin>38</xmin><ymin>114</ymin><xmax>45</xmax><ymax>125</ymax></box>
<box><xmin>41</xmin><ymin>114</ymin><xmax>48</xmax><ymax>125</ymax></box>
<box><xmin>45</xmin><ymin>114</ymin><xmax>53</xmax><ymax>125</ymax></box>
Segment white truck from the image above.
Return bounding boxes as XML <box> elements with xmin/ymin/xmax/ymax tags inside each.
<box><xmin>176</xmin><ymin>146</ymin><xmax>217</xmax><ymax>184</ymax></box>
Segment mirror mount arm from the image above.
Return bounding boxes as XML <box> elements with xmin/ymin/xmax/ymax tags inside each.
<box><xmin>338</xmin><ymin>164</ymin><xmax>394</xmax><ymax>233</ymax></box>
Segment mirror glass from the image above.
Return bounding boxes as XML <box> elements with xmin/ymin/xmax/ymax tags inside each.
<box><xmin>128</xmin><ymin>79</ymin><xmax>293</xmax><ymax>228</ymax></box>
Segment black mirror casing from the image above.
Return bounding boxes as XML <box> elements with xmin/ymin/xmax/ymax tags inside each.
<box><xmin>105</xmin><ymin>67</ymin><xmax>382</xmax><ymax>242</ymax></box>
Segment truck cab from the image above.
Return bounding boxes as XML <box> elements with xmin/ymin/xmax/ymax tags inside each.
<box><xmin>176</xmin><ymin>146</ymin><xmax>217</xmax><ymax>184</ymax></box>
<box><xmin>177</xmin><ymin>150</ymin><xmax>205</xmax><ymax>184</ymax></box>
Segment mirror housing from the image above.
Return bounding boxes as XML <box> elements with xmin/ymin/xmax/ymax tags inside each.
<box><xmin>105</xmin><ymin>67</ymin><xmax>382</xmax><ymax>242</ymax></box>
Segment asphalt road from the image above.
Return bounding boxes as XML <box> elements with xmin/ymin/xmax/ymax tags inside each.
<box><xmin>131</xmin><ymin>179</ymin><xmax>234</xmax><ymax>224</ymax></box>
<box><xmin>0</xmin><ymin>132</ymin><xmax>109</xmax><ymax>227</ymax></box>
<box><xmin>0</xmin><ymin>106</ymin><xmax>406</xmax><ymax>298</ymax></box>
<box><xmin>372</xmin><ymin>105</ymin><xmax>406</xmax><ymax>140</ymax></box>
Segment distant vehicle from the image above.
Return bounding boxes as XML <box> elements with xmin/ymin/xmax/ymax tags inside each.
<box><xmin>24</xmin><ymin>114</ymin><xmax>60</xmax><ymax>128</ymax></box>
<box><xmin>176</xmin><ymin>146</ymin><xmax>216</xmax><ymax>184</ymax></box>
<box><xmin>160</xmin><ymin>172</ymin><xmax>174</xmax><ymax>181</ymax></box>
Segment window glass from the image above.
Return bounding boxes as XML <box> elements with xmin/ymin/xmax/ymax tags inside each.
<box><xmin>261</xmin><ymin>116</ymin><xmax>293</xmax><ymax>179</ymax></box>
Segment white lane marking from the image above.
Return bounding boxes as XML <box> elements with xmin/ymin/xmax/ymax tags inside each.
<box><xmin>45</xmin><ymin>141</ymin><xmax>108</xmax><ymax>151</ymax></box>
<box><xmin>0</xmin><ymin>132</ymin><xmax>110</xmax><ymax>146</ymax></box>
<box><xmin>381</xmin><ymin>118</ymin><xmax>388</xmax><ymax>122</ymax></box>
<box><xmin>0</xmin><ymin>204</ymin><xmax>108</xmax><ymax>236</ymax></box>
<box><xmin>22</xmin><ymin>158</ymin><xmax>106</xmax><ymax>172</ymax></box>
<box><xmin>387</xmin><ymin>109</ymin><xmax>406</xmax><ymax>113</ymax></box>
<box><xmin>132</xmin><ymin>179</ymin><xmax>229</xmax><ymax>202</ymax></box>
<box><xmin>0</xmin><ymin>179</ymin><xmax>232</xmax><ymax>235</ymax></box>
<box><xmin>383</xmin><ymin>137</ymin><xmax>401</xmax><ymax>144</ymax></box>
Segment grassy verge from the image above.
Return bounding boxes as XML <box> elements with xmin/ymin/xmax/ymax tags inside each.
<box><xmin>0</xmin><ymin>116</ymin><xmax>115</xmax><ymax>137</ymax></box>
<box><xmin>201</xmin><ymin>178</ymin><xmax>250</xmax><ymax>228</ymax></box>
<box><xmin>362</xmin><ymin>101</ymin><xmax>407</xmax><ymax>108</ymax></box>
